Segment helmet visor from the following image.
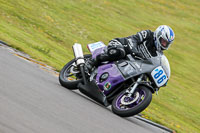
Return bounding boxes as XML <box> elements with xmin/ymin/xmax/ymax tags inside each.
<box><xmin>159</xmin><ymin>37</ymin><xmax>170</xmax><ymax>49</ymax></box>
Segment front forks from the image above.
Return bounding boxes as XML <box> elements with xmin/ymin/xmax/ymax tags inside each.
<box><xmin>126</xmin><ymin>74</ymin><xmax>144</xmax><ymax>96</ymax></box>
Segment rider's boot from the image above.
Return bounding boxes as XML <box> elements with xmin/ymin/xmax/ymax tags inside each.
<box><xmin>85</xmin><ymin>58</ymin><xmax>98</xmax><ymax>72</ymax></box>
<box><xmin>85</xmin><ymin>51</ymin><xmax>112</xmax><ymax>72</ymax></box>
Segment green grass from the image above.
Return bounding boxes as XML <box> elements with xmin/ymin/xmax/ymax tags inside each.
<box><xmin>0</xmin><ymin>0</ymin><xmax>199</xmax><ymax>132</ymax></box>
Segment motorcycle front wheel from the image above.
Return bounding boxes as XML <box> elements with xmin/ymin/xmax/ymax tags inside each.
<box><xmin>112</xmin><ymin>85</ymin><xmax>152</xmax><ymax>117</ymax></box>
<box><xmin>59</xmin><ymin>54</ymin><xmax>91</xmax><ymax>90</ymax></box>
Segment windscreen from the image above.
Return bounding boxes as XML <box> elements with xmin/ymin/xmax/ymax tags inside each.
<box><xmin>161</xmin><ymin>55</ymin><xmax>171</xmax><ymax>79</ymax></box>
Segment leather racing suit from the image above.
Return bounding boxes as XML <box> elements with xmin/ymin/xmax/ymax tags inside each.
<box><xmin>92</xmin><ymin>30</ymin><xmax>159</xmax><ymax>66</ymax></box>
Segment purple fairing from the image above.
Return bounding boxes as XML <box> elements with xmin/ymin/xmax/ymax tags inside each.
<box><xmin>96</xmin><ymin>63</ymin><xmax>125</xmax><ymax>95</ymax></box>
<box><xmin>91</xmin><ymin>45</ymin><xmax>124</xmax><ymax>95</ymax></box>
<box><xmin>92</xmin><ymin>46</ymin><xmax>107</xmax><ymax>59</ymax></box>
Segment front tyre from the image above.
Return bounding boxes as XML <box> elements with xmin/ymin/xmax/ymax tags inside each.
<box><xmin>112</xmin><ymin>86</ymin><xmax>152</xmax><ymax>117</ymax></box>
<box><xmin>59</xmin><ymin>54</ymin><xmax>91</xmax><ymax>90</ymax></box>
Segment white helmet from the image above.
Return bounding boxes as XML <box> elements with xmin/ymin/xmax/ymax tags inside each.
<box><xmin>154</xmin><ymin>25</ymin><xmax>175</xmax><ymax>50</ymax></box>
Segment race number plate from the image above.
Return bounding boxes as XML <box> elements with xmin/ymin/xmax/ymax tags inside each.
<box><xmin>151</xmin><ymin>66</ymin><xmax>168</xmax><ymax>87</ymax></box>
<box><xmin>87</xmin><ymin>41</ymin><xmax>105</xmax><ymax>53</ymax></box>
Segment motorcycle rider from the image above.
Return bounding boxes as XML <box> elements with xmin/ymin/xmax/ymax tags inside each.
<box><xmin>88</xmin><ymin>25</ymin><xmax>175</xmax><ymax>68</ymax></box>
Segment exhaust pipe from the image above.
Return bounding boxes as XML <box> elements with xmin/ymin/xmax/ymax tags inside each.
<box><xmin>72</xmin><ymin>43</ymin><xmax>87</xmax><ymax>84</ymax></box>
<box><xmin>72</xmin><ymin>43</ymin><xmax>85</xmax><ymax>65</ymax></box>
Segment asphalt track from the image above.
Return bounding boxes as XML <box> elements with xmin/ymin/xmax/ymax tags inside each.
<box><xmin>0</xmin><ymin>45</ymin><xmax>172</xmax><ymax>133</ymax></box>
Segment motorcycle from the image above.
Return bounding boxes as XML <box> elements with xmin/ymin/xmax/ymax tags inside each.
<box><xmin>59</xmin><ymin>41</ymin><xmax>170</xmax><ymax>117</ymax></box>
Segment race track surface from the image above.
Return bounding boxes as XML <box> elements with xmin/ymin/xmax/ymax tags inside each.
<box><xmin>0</xmin><ymin>45</ymin><xmax>171</xmax><ymax>133</ymax></box>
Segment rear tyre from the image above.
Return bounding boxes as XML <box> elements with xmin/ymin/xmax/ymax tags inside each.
<box><xmin>59</xmin><ymin>54</ymin><xmax>91</xmax><ymax>90</ymax></box>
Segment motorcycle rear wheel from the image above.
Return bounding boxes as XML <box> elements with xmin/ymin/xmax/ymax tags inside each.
<box><xmin>59</xmin><ymin>54</ymin><xmax>91</xmax><ymax>90</ymax></box>
<box><xmin>112</xmin><ymin>85</ymin><xmax>152</xmax><ymax>117</ymax></box>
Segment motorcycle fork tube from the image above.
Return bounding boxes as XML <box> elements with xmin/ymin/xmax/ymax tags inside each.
<box><xmin>127</xmin><ymin>74</ymin><xmax>144</xmax><ymax>95</ymax></box>
<box><xmin>79</xmin><ymin>64</ymin><xmax>87</xmax><ymax>85</ymax></box>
